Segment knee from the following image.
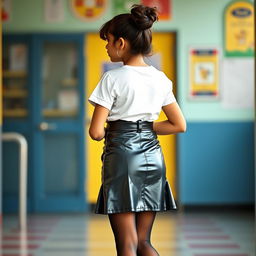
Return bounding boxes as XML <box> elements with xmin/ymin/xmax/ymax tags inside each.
<box><xmin>137</xmin><ymin>239</ymin><xmax>151</xmax><ymax>253</ymax></box>
<box><xmin>116</xmin><ymin>235</ymin><xmax>138</xmax><ymax>252</ymax></box>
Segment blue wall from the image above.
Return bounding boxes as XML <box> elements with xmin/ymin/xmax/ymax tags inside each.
<box><xmin>178</xmin><ymin>122</ymin><xmax>254</xmax><ymax>205</ymax></box>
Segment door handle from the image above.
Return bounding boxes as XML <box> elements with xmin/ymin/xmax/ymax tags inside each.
<box><xmin>38</xmin><ymin>122</ymin><xmax>57</xmax><ymax>131</ymax></box>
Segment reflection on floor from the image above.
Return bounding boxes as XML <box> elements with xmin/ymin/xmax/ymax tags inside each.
<box><xmin>0</xmin><ymin>208</ymin><xmax>255</xmax><ymax>256</ymax></box>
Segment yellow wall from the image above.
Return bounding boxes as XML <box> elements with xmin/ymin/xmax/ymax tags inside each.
<box><xmin>151</xmin><ymin>33</ymin><xmax>177</xmax><ymax>198</ymax></box>
<box><xmin>86</xmin><ymin>33</ymin><xmax>177</xmax><ymax>202</ymax></box>
<box><xmin>86</xmin><ymin>33</ymin><xmax>109</xmax><ymax>202</ymax></box>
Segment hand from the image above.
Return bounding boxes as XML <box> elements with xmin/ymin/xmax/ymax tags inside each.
<box><xmin>153</xmin><ymin>102</ymin><xmax>186</xmax><ymax>135</ymax></box>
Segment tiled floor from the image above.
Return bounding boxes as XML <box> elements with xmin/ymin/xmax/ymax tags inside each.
<box><xmin>0</xmin><ymin>208</ymin><xmax>255</xmax><ymax>256</ymax></box>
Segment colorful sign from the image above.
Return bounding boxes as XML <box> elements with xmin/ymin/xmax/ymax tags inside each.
<box><xmin>113</xmin><ymin>0</ymin><xmax>171</xmax><ymax>20</ymax></box>
<box><xmin>70</xmin><ymin>0</ymin><xmax>108</xmax><ymax>21</ymax></box>
<box><xmin>224</xmin><ymin>1</ymin><xmax>254</xmax><ymax>57</ymax></box>
<box><xmin>189</xmin><ymin>48</ymin><xmax>220</xmax><ymax>99</ymax></box>
<box><xmin>142</xmin><ymin>0</ymin><xmax>171</xmax><ymax>20</ymax></box>
<box><xmin>113</xmin><ymin>0</ymin><xmax>140</xmax><ymax>14</ymax></box>
<box><xmin>2</xmin><ymin>0</ymin><xmax>11</xmax><ymax>22</ymax></box>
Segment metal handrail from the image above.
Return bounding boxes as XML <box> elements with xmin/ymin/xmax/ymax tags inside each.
<box><xmin>2</xmin><ymin>132</ymin><xmax>28</xmax><ymax>230</ymax></box>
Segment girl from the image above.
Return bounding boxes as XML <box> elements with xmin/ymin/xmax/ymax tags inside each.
<box><xmin>88</xmin><ymin>4</ymin><xmax>186</xmax><ymax>256</ymax></box>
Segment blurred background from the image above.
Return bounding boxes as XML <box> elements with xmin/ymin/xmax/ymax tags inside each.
<box><xmin>1</xmin><ymin>0</ymin><xmax>255</xmax><ymax>256</ymax></box>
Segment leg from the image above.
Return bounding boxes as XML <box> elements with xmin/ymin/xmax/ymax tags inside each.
<box><xmin>136</xmin><ymin>211</ymin><xmax>159</xmax><ymax>256</ymax></box>
<box><xmin>108</xmin><ymin>212</ymin><xmax>138</xmax><ymax>256</ymax></box>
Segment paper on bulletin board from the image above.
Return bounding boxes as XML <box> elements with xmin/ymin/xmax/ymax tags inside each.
<box><xmin>10</xmin><ymin>44</ymin><xmax>27</xmax><ymax>71</ymax></box>
<box><xmin>221</xmin><ymin>58</ymin><xmax>254</xmax><ymax>109</ymax></box>
<box><xmin>44</xmin><ymin>0</ymin><xmax>65</xmax><ymax>22</ymax></box>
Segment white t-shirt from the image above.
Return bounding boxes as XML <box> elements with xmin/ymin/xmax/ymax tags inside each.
<box><xmin>88</xmin><ymin>65</ymin><xmax>176</xmax><ymax>121</ymax></box>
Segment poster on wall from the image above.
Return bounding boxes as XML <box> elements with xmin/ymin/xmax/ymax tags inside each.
<box><xmin>224</xmin><ymin>1</ymin><xmax>254</xmax><ymax>57</ymax></box>
<box><xmin>2</xmin><ymin>0</ymin><xmax>11</xmax><ymax>22</ymax></box>
<box><xmin>113</xmin><ymin>0</ymin><xmax>171</xmax><ymax>20</ymax></box>
<box><xmin>189</xmin><ymin>47</ymin><xmax>220</xmax><ymax>100</ymax></box>
<box><xmin>44</xmin><ymin>0</ymin><xmax>65</xmax><ymax>23</ymax></box>
<box><xmin>221</xmin><ymin>58</ymin><xmax>254</xmax><ymax>109</ymax></box>
<box><xmin>70</xmin><ymin>0</ymin><xmax>108</xmax><ymax>21</ymax></box>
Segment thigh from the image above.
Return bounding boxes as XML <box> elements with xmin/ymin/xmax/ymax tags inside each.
<box><xmin>135</xmin><ymin>211</ymin><xmax>157</xmax><ymax>241</ymax></box>
<box><xmin>108</xmin><ymin>212</ymin><xmax>137</xmax><ymax>242</ymax></box>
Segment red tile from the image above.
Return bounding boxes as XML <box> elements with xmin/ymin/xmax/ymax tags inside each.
<box><xmin>2</xmin><ymin>244</ymin><xmax>40</xmax><ymax>249</ymax></box>
<box><xmin>3</xmin><ymin>235</ymin><xmax>47</xmax><ymax>240</ymax></box>
<box><xmin>189</xmin><ymin>243</ymin><xmax>240</xmax><ymax>249</ymax></box>
<box><xmin>2</xmin><ymin>254</ymin><xmax>33</xmax><ymax>256</ymax></box>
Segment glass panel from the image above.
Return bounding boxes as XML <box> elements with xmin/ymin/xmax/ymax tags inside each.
<box><xmin>2</xmin><ymin>142</ymin><xmax>19</xmax><ymax>195</ymax></box>
<box><xmin>44</xmin><ymin>133</ymin><xmax>79</xmax><ymax>195</ymax></box>
<box><xmin>3</xmin><ymin>43</ymin><xmax>28</xmax><ymax>118</ymax></box>
<box><xmin>42</xmin><ymin>42</ymin><xmax>79</xmax><ymax>118</ymax></box>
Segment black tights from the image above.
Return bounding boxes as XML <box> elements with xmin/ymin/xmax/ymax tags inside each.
<box><xmin>108</xmin><ymin>211</ymin><xmax>159</xmax><ymax>256</ymax></box>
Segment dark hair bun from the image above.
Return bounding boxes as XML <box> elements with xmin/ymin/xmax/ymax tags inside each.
<box><xmin>130</xmin><ymin>4</ymin><xmax>158</xmax><ymax>30</ymax></box>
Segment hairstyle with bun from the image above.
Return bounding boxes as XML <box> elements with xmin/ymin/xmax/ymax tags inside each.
<box><xmin>99</xmin><ymin>4</ymin><xmax>158</xmax><ymax>55</ymax></box>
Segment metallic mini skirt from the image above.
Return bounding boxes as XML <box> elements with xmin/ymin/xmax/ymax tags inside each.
<box><xmin>94</xmin><ymin>120</ymin><xmax>177</xmax><ymax>215</ymax></box>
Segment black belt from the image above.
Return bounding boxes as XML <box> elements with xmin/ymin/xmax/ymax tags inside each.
<box><xmin>106</xmin><ymin>120</ymin><xmax>153</xmax><ymax>133</ymax></box>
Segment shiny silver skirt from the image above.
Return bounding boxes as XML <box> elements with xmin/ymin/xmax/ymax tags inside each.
<box><xmin>95</xmin><ymin>120</ymin><xmax>177</xmax><ymax>215</ymax></box>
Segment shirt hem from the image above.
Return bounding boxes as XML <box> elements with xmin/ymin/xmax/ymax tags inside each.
<box><xmin>88</xmin><ymin>96</ymin><xmax>112</xmax><ymax>110</ymax></box>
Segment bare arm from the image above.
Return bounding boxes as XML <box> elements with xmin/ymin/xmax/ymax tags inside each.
<box><xmin>89</xmin><ymin>104</ymin><xmax>110</xmax><ymax>141</ymax></box>
<box><xmin>153</xmin><ymin>102</ymin><xmax>186</xmax><ymax>135</ymax></box>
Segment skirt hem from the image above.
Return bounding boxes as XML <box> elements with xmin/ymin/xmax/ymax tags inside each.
<box><xmin>94</xmin><ymin>180</ymin><xmax>178</xmax><ymax>215</ymax></box>
<box><xmin>95</xmin><ymin>207</ymin><xmax>178</xmax><ymax>215</ymax></box>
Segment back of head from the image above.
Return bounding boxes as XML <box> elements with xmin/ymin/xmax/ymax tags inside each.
<box><xmin>130</xmin><ymin>4</ymin><xmax>158</xmax><ymax>30</ymax></box>
<box><xmin>99</xmin><ymin>4</ymin><xmax>158</xmax><ymax>55</ymax></box>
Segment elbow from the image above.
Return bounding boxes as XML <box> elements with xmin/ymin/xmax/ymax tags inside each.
<box><xmin>89</xmin><ymin>128</ymin><xmax>104</xmax><ymax>141</ymax></box>
<box><xmin>180</xmin><ymin>126</ymin><xmax>186</xmax><ymax>133</ymax></box>
<box><xmin>178</xmin><ymin>122</ymin><xmax>187</xmax><ymax>133</ymax></box>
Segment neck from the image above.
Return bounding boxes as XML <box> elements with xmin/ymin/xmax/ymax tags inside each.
<box><xmin>122</xmin><ymin>54</ymin><xmax>148</xmax><ymax>66</ymax></box>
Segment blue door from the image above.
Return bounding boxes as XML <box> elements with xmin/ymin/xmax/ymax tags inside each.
<box><xmin>32</xmin><ymin>34</ymin><xmax>86</xmax><ymax>212</ymax></box>
<box><xmin>2</xmin><ymin>34</ymin><xmax>87</xmax><ymax>213</ymax></box>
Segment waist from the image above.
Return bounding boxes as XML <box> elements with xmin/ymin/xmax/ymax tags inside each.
<box><xmin>106</xmin><ymin>120</ymin><xmax>153</xmax><ymax>132</ymax></box>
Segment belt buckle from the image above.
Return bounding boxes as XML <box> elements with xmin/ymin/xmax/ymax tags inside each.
<box><xmin>137</xmin><ymin>120</ymin><xmax>142</xmax><ymax>133</ymax></box>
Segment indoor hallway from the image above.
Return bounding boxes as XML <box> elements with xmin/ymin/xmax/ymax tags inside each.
<box><xmin>1</xmin><ymin>209</ymin><xmax>254</xmax><ymax>256</ymax></box>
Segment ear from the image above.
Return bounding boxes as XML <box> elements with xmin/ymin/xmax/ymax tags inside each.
<box><xmin>116</xmin><ymin>37</ymin><xmax>126</xmax><ymax>50</ymax></box>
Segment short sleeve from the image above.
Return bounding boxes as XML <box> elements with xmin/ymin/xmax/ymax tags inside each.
<box><xmin>88</xmin><ymin>72</ymin><xmax>115</xmax><ymax>110</ymax></box>
<box><xmin>162</xmin><ymin>79</ymin><xmax>176</xmax><ymax>106</ymax></box>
